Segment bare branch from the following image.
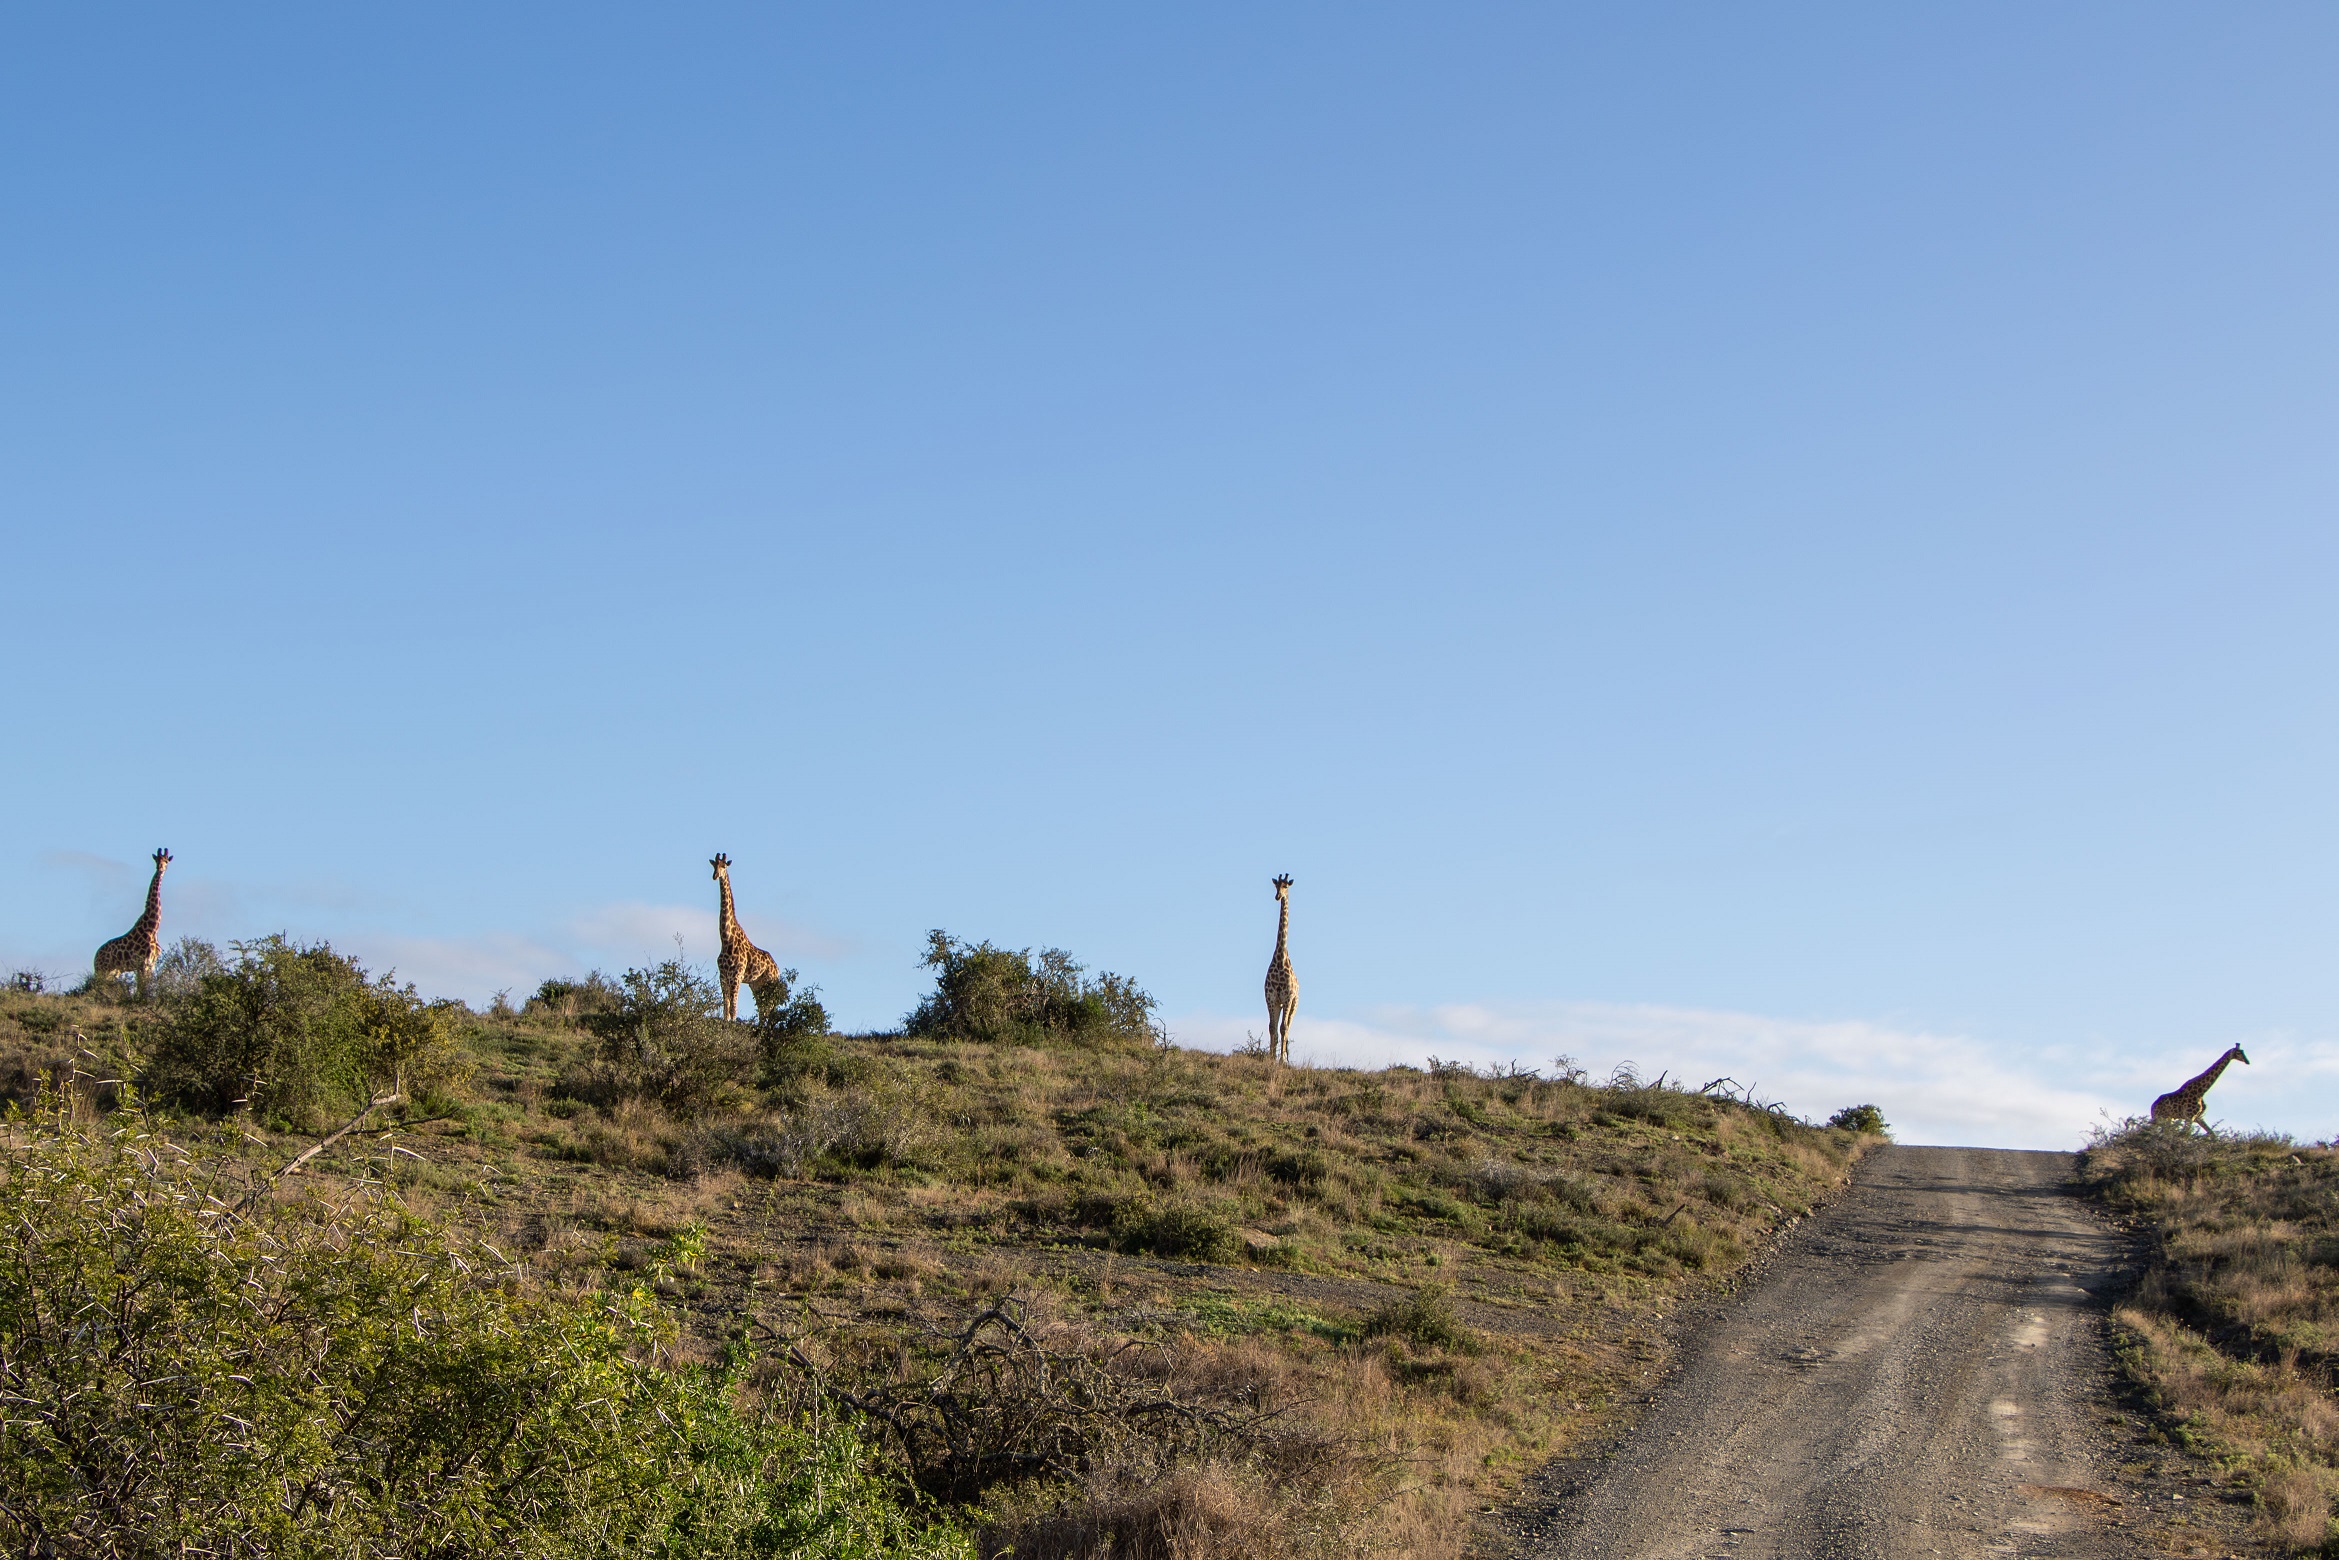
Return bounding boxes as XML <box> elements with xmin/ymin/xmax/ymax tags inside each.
<box><xmin>276</xmin><ymin>1094</ymin><xmax>401</xmax><ymax>1181</ymax></box>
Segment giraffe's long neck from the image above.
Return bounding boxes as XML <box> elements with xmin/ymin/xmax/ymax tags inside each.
<box><xmin>2188</xmin><ymin>1053</ymin><xmax>2237</xmax><ymax>1096</ymax></box>
<box><xmin>1272</xmin><ymin>899</ymin><xmax>1291</xmax><ymax>962</ymax></box>
<box><xmin>717</xmin><ymin>873</ymin><xmax>741</xmax><ymax>940</ymax></box>
<box><xmin>133</xmin><ymin>864</ymin><xmax>165</xmax><ymax>939</ymax></box>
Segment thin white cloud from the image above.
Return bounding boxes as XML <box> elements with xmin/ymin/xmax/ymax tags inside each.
<box><xmin>344</xmin><ymin>933</ymin><xmax>570</xmax><ymax>1002</ymax></box>
<box><xmin>565</xmin><ymin>902</ymin><xmax>713</xmax><ymax>963</ymax></box>
<box><xmin>321</xmin><ymin>902</ymin><xmax>856</xmax><ymax>1007</ymax></box>
<box><xmin>38</xmin><ymin>849</ymin><xmax>138</xmax><ymax>881</ymax></box>
<box><xmin>1166</xmin><ymin>1001</ymin><xmax>2179</xmax><ymax>1150</ymax></box>
<box><xmin>0</xmin><ymin>876</ymin><xmax>854</xmax><ymax>1009</ymax></box>
<box><xmin>36</xmin><ymin>849</ymin><xmax>141</xmax><ymax>922</ymax></box>
<box><xmin>18</xmin><ymin>852</ymin><xmax>243</xmax><ymax>972</ymax></box>
<box><xmin>31</xmin><ymin>852</ymin><xmax>387</xmax><ymax>946</ymax></box>
<box><xmin>563</xmin><ymin>902</ymin><xmax>849</xmax><ymax>966</ymax></box>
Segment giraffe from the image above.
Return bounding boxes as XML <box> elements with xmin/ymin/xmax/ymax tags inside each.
<box><xmin>710</xmin><ymin>853</ymin><xmax>786</xmax><ymax>1022</ymax></box>
<box><xmin>2150</xmin><ymin>1044</ymin><xmax>2250</xmax><ymax>1134</ymax></box>
<box><xmin>92</xmin><ymin>848</ymin><xmax>171</xmax><ymax>998</ymax></box>
<box><xmin>1264</xmin><ymin>874</ymin><xmax>1298</xmax><ymax>1064</ymax></box>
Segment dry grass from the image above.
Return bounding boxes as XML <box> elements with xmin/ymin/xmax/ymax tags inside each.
<box><xmin>983</xmin><ymin>1464</ymin><xmax>1290</xmax><ymax>1560</ymax></box>
<box><xmin>0</xmin><ymin>980</ymin><xmax>140</xmax><ymax>1111</ymax></box>
<box><xmin>0</xmin><ymin>985</ymin><xmax>1880</xmax><ymax>1559</ymax></box>
<box><xmin>2083</xmin><ymin>1123</ymin><xmax>2339</xmax><ymax>1555</ymax></box>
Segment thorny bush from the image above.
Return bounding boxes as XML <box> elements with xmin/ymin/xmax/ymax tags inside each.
<box><xmin>770</xmin><ymin>1297</ymin><xmax>1347</xmax><ymax>1507</ymax></box>
<box><xmin>0</xmin><ymin>1091</ymin><xmax>969</xmax><ymax>1560</ymax></box>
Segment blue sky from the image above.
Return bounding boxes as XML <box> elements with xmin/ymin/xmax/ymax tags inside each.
<box><xmin>6</xmin><ymin>6</ymin><xmax>2338</xmax><ymax>1147</ymax></box>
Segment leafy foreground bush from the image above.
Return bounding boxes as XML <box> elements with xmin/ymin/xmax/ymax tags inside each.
<box><xmin>140</xmin><ymin>936</ymin><xmax>467</xmax><ymax>1125</ymax></box>
<box><xmin>906</xmin><ymin>932</ymin><xmax>1162</xmax><ymax>1048</ymax></box>
<box><xmin>2080</xmin><ymin>1120</ymin><xmax>2339</xmax><ymax>1554</ymax></box>
<box><xmin>0</xmin><ymin>1095</ymin><xmax>969</xmax><ymax>1560</ymax></box>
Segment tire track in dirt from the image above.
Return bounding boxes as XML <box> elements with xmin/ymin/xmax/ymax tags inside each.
<box><xmin>1495</xmin><ymin>1146</ymin><xmax>2257</xmax><ymax>1560</ymax></box>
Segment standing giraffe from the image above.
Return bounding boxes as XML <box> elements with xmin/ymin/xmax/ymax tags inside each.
<box><xmin>2150</xmin><ymin>1044</ymin><xmax>2250</xmax><ymax>1133</ymax></box>
<box><xmin>710</xmin><ymin>853</ymin><xmax>785</xmax><ymax>1022</ymax></box>
<box><xmin>1264</xmin><ymin>874</ymin><xmax>1298</xmax><ymax>1064</ymax></box>
<box><xmin>93</xmin><ymin>848</ymin><xmax>171</xmax><ymax>998</ymax></box>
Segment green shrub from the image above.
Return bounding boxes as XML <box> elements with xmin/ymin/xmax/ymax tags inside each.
<box><xmin>656</xmin><ymin>1381</ymin><xmax>972</xmax><ymax>1560</ymax></box>
<box><xmin>1265</xmin><ymin>1146</ymin><xmax>1330</xmax><ymax>1188</ymax></box>
<box><xmin>1501</xmin><ymin>1203</ymin><xmax>1592</xmax><ymax>1249</ymax></box>
<box><xmin>905</xmin><ymin>931</ymin><xmax>1161</xmax><ymax>1048</ymax></box>
<box><xmin>751</xmin><ymin>968</ymin><xmax>834</xmax><ymax>1075</ymax></box>
<box><xmin>140</xmin><ymin>936</ymin><xmax>465</xmax><ymax>1124</ymax></box>
<box><xmin>714</xmin><ymin>1086</ymin><xmax>936</xmax><ymax>1179</ymax></box>
<box><xmin>1601</xmin><ymin>1086</ymin><xmax>1700</xmax><ymax>1129</ymax></box>
<box><xmin>758</xmin><ymin>1030</ymin><xmax>875</xmax><ymax>1090</ymax></box>
<box><xmin>1103</xmin><ymin>1194</ymin><xmax>1239</xmax><ymax>1262</ymax></box>
<box><xmin>1361</xmin><ymin>1283</ymin><xmax>1479</xmax><ymax>1354</ymax></box>
<box><xmin>567</xmin><ymin>959</ymin><xmax>755</xmax><ymax>1119</ymax></box>
<box><xmin>0</xmin><ymin>1092</ymin><xmax>970</xmax><ymax>1559</ymax></box>
<box><xmin>526</xmin><ymin>972</ymin><xmax>626</xmax><ymax>1023</ymax></box>
<box><xmin>1827</xmin><ymin>1103</ymin><xmax>1889</xmax><ymax>1135</ymax></box>
<box><xmin>147</xmin><ymin>937</ymin><xmax>225</xmax><ymax>1002</ymax></box>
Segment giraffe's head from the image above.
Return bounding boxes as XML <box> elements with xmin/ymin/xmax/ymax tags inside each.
<box><xmin>152</xmin><ymin>849</ymin><xmax>172</xmax><ymax>873</ymax></box>
<box><xmin>2230</xmin><ymin>1045</ymin><xmax>2251</xmax><ymax>1066</ymax></box>
<box><xmin>1272</xmin><ymin>874</ymin><xmax>1293</xmax><ymax>901</ymax></box>
<box><xmin>710</xmin><ymin>853</ymin><xmax>732</xmax><ymax>881</ymax></box>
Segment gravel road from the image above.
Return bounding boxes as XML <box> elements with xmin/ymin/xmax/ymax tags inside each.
<box><xmin>1504</xmin><ymin>1145</ymin><xmax>2253</xmax><ymax>1560</ymax></box>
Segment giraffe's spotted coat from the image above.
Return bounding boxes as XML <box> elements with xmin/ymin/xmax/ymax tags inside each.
<box><xmin>2149</xmin><ymin>1044</ymin><xmax>2249</xmax><ymax>1132</ymax></box>
<box><xmin>1264</xmin><ymin>874</ymin><xmax>1297</xmax><ymax>1064</ymax></box>
<box><xmin>710</xmin><ymin>853</ymin><xmax>786</xmax><ymax>1023</ymax></box>
<box><xmin>93</xmin><ymin>848</ymin><xmax>170</xmax><ymax>998</ymax></box>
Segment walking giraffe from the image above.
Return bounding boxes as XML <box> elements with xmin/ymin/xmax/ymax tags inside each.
<box><xmin>1264</xmin><ymin>874</ymin><xmax>1298</xmax><ymax>1064</ymax></box>
<box><xmin>93</xmin><ymin>849</ymin><xmax>171</xmax><ymax>998</ymax></box>
<box><xmin>2150</xmin><ymin>1044</ymin><xmax>2250</xmax><ymax>1134</ymax></box>
<box><xmin>710</xmin><ymin>853</ymin><xmax>786</xmax><ymax>1022</ymax></box>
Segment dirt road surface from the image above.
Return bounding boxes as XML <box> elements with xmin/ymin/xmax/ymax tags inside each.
<box><xmin>1503</xmin><ymin>1145</ymin><xmax>2254</xmax><ymax>1560</ymax></box>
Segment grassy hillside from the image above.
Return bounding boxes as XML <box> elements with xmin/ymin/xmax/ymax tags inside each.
<box><xmin>2080</xmin><ymin>1123</ymin><xmax>2339</xmax><ymax>1556</ymax></box>
<box><xmin>1</xmin><ymin>953</ymin><xmax>1878</xmax><ymax>1559</ymax></box>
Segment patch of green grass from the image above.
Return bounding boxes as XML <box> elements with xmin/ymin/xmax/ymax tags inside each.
<box><xmin>1178</xmin><ymin>1293</ymin><xmax>1358</xmax><ymax>1343</ymax></box>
